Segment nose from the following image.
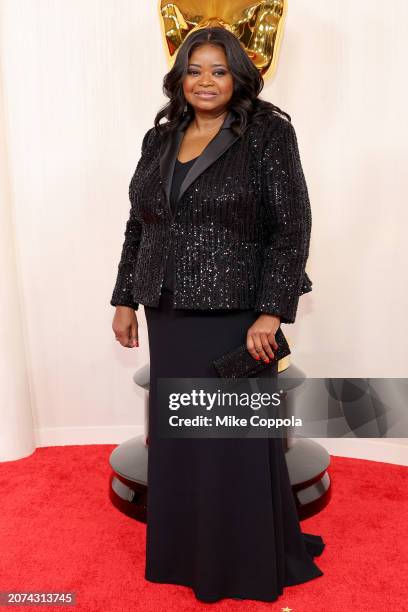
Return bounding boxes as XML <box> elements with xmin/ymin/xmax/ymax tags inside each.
<box><xmin>198</xmin><ymin>73</ymin><xmax>214</xmax><ymax>86</ymax></box>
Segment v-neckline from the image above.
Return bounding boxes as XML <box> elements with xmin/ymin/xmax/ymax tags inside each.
<box><xmin>176</xmin><ymin>155</ymin><xmax>199</xmax><ymax>165</ymax></box>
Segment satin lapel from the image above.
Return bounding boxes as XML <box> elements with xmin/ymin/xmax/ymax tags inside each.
<box><xmin>159</xmin><ymin>111</ymin><xmax>242</xmax><ymax>218</ymax></box>
<box><xmin>177</xmin><ymin>128</ymin><xmax>241</xmax><ymax>204</ymax></box>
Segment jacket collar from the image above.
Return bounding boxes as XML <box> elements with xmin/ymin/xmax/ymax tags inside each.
<box><xmin>159</xmin><ymin>110</ymin><xmax>242</xmax><ymax>219</ymax></box>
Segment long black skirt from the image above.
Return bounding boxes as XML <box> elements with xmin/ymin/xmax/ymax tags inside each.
<box><xmin>144</xmin><ymin>287</ymin><xmax>325</xmax><ymax>603</ymax></box>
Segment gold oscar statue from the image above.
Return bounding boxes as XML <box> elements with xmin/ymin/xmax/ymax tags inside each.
<box><xmin>158</xmin><ymin>0</ymin><xmax>287</xmax><ymax>80</ymax></box>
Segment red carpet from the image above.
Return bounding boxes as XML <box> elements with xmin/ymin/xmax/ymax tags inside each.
<box><xmin>0</xmin><ymin>445</ymin><xmax>407</xmax><ymax>611</ymax></box>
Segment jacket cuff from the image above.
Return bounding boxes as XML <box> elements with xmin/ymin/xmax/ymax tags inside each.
<box><xmin>254</xmin><ymin>270</ymin><xmax>312</xmax><ymax>325</ymax></box>
<box><xmin>254</xmin><ymin>277</ymin><xmax>301</xmax><ymax>324</ymax></box>
<box><xmin>300</xmin><ymin>271</ymin><xmax>313</xmax><ymax>295</ymax></box>
<box><xmin>110</xmin><ymin>263</ymin><xmax>139</xmax><ymax>310</ymax></box>
<box><xmin>110</xmin><ymin>300</ymin><xmax>139</xmax><ymax>310</ymax></box>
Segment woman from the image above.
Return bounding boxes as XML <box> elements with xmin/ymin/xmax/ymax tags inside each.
<box><xmin>111</xmin><ymin>27</ymin><xmax>325</xmax><ymax>603</ymax></box>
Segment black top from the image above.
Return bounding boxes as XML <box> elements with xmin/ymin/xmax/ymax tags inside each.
<box><xmin>170</xmin><ymin>156</ymin><xmax>198</xmax><ymax>213</ymax></box>
<box><xmin>163</xmin><ymin>156</ymin><xmax>198</xmax><ymax>291</ymax></box>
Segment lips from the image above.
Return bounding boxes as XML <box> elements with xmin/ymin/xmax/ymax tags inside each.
<box><xmin>195</xmin><ymin>92</ymin><xmax>217</xmax><ymax>97</ymax></box>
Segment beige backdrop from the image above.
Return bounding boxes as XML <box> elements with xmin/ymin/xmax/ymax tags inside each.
<box><xmin>0</xmin><ymin>0</ymin><xmax>407</xmax><ymax>463</ymax></box>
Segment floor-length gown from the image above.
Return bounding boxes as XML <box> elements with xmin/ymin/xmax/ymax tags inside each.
<box><xmin>143</xmin><ymin>157</ymin><xmax>325</xmax><ymax>603</ymax></box>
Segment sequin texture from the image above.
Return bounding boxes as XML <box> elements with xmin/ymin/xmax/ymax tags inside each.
<box><xmin>110</xmin><ymin>113</ymin><xmax>313</xmax><ymax>324</ymax></box>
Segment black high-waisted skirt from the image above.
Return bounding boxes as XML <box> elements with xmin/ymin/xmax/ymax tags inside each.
<box><xmin>144</xmin><ymin>287</ymin><xmax>325</xmax><ymax>603</ymax></box>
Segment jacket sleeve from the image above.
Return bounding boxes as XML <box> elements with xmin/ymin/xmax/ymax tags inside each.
<box><xmin>254</xmin><ymin>118</ymin><xmax>313</xmax><ymax>324</ymax></box>
<box><xmin>110</xmin><ymin>128</ymin><xmax>154</xmax><ymax>309</ymax></box>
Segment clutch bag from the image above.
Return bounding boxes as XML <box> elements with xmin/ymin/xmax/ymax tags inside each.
<box><xmin>212</xmin><ymin>327</ymin><xmax>291</xmax><ymax>379</ymax></box>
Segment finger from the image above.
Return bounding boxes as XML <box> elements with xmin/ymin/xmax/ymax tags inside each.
<box><xmin>246</xmin><ymin>334</ymin><xmax>260</xmax><ymax>361</ymax></box>
<box><xmin>113</xmin><ymin>322</ymin><xmax>126</xmax><ymax>344</ymax></box>
<box><xmin>268</xmin><ymin>331</ymin><xmax>279</xmax><ymax>352</ymax></box>
<box><xmin>124</xmin><ymin>325</ymin><xmax>135</xmax><ymax>348</ymax></box>
<box><xmin>116</xmin><ymin>333</ymin><xmax>128</xmax><ymax>348</ymax></box>
<box><xmin>114</xmin><ymin>325</ymin><xmax>132</xmax><ymax>348</ymax></box>
<box><xmin>130</xmin><ymin>322</ymin><xmax>139</xmax><ymax>347</ymax></box>
<box><xmin>260</xmin><ymin>332</ymin><xmax>275</xmax><ymax>359</ymax></box>
<box><xmin>252</xmin><ymin>333</ymin><xmax>270</xmax><ymax>363</ymax></box>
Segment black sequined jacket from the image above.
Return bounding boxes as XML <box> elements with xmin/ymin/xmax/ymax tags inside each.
<box><xmin>110</xmin><ymin>110</ymin><xmax>313</xmax><ymax>324</ymax></box>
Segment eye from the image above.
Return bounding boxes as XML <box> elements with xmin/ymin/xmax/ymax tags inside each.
<box><xmin>186</xmin><ymin>69</ymin><xmax>228</xmax><ymax>76</ymax></box>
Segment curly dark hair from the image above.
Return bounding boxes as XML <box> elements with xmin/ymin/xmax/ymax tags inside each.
<box><xmin>153</xmin><ymin>26</ymin><xmax>291</xmax><ymax>137</ymax></box>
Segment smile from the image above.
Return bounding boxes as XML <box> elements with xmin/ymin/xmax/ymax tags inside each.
<box><xmin>195</xmin><ymin>92</ymin><xmax>217</xmax><ymax>97</ymax></box>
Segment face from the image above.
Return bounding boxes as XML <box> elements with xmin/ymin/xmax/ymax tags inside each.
<box><xmin>182</xmin><ymin>43</ymin><xmax>234</xmax><ymax>113</ymax></box>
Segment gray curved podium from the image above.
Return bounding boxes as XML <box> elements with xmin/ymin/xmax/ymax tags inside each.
<box><xmin>109</xmin><ymin>360</ymin><xmax>332</xmax><ymax>523</ymax></box>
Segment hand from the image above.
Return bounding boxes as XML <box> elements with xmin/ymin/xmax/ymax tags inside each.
<box><xmin>112</xmin><ymin>306</ymin><xmax>139</xmax><ymax>348</ymax></box>
<box><xmin>246</xmin><ymin>314</ymin><xmax>280</xmax><ymax>362</ymax></box>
